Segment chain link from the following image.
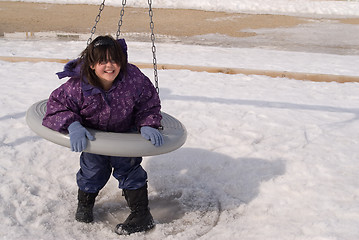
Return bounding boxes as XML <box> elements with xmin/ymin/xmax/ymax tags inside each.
<box><xmin>116</xmin><ymin>0</ymin><xmax>127</xmax><ymax>39</ymax></box>
<box><xmin>87</xmin><ymin>0</ymin><xmax>106</xmax><ymax>45</ymax></box>
<box><xmin>148</xmin><ymin>0</ymin><xmax>159</xmax><ymax>93</ymax></box>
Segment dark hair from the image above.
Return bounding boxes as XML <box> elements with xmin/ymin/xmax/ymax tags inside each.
<box><xmin>80</xmin><ymin>35</ymin><xmax>127</xmax><ymax>87</ymax></box>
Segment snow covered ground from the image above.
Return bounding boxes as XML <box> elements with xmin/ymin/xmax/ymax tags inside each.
<box><xmin>1</xmin><ymin>0</ymin><xmax>359</xmax><ymax>240</ymax></box>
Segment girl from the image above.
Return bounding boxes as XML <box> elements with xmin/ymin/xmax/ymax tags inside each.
<box><xmin>42</xmin><ymin>35</ymin><xmax>163</xmax><ymax>235</ymax></box>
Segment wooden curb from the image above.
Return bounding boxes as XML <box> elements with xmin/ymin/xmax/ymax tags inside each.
<box><xmin>1</xmin><ymin>56</ymin><xmax>359</xmax><ymax>83</ymax></box>
<box><xmin>0</xmin><ymin>56</ymin><xmax>70</xmax><ymax>64</ymax></box>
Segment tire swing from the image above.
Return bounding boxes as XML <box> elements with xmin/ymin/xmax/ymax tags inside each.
<box><xmin>26</xmin><ymin>0</ymin><xmax>187</xmax><ymax>157</ymax></box>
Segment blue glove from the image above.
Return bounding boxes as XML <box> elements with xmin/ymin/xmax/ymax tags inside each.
<box><xmin>68</xmin><ymin>121</ymin><xmax>95</xmax><ymax>152</ymax></box>
<box><xmin>140</xmin><ymin>126</ymin><xmax>163</xmax><ymax>147</ymax></box>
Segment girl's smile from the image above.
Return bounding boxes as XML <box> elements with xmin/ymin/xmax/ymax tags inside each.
<box><xmin>92</xmin><ymin>60</ymin><xmax>121</xmax><ymax>91</ymax></box>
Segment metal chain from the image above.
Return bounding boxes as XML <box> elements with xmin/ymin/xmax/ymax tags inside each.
<box><xmin>116</xmin><ymin>0</ymin><xmax>127</xmax><ymax>39</ymax></box>
<box><xmin>148</xmin><ymin>0</ymin><xmax>159</xmax><ymax>93</ymax></box>
<box><xmin>87</xmin><ymin>0</ymin><xmax>106</xmax><ymax>45</ymax></box>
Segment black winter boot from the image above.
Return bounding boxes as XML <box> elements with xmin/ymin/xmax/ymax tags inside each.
<box><xmin>75</xmin><ymin>189</ymin><xmax>98</xmax><ymax>223</ymax></box>
<box><xmin>115</xmin><ymin>184</ymin><xmax>155</xmax><ymax>235</ymax></box>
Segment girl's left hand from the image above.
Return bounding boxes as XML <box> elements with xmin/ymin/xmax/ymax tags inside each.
<box><xmin>140</xmin><ymin>126</ymin><xmax>163</xmax><ymax>147</ymax></box>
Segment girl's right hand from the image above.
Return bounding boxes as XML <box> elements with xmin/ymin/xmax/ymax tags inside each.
<box><xmin>68</xmin><ymin>121</ymin><xmax>95</xmax><ymax>152</ymax></box>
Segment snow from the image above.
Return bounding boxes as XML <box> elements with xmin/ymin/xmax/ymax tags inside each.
<box><xmin>1</xmin><ymin>0</ymin><xmax>359</xmax><ymax>240</ymax></box>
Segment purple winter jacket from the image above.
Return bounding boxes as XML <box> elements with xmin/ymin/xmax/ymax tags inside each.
<box><xmin>42</xmin><ymin>42</ymin><xmax>162</xmax><ymax>134</ymax></box>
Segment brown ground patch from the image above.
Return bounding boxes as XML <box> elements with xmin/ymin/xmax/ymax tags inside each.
<box><xmin>1</xmin><ymin>1</ymin><xmax>310</xmax><ymax>38</ymax></box>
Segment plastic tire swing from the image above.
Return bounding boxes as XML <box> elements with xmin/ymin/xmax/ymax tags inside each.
<box><xmin>26</xmin><ymin>0</ymin><xmax>187</xmax><ymax>157</ymax></box>
<box><xmin>26</xmin><ymin>100</ymin><xmax>186</xmax><ymax>157</ymax></box>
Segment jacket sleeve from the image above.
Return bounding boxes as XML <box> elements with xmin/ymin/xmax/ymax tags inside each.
<box><xmin>134</xmin><ymin>73</ymin><xmax>162</xmax><ymax>129</ymax></box>
<box><xmin>42</xmin><ymin>81</ymin><xmax>82</xmax><ymax>133</ymax></box>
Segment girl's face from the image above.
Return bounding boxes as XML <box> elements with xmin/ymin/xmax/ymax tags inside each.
<box><xmin>91</xmin><ymin>58</ymin><xmax>121</xmax><ymax>91</ymax></box>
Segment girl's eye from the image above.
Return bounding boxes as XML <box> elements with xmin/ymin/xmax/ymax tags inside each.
<box><xmin>99</xmin><ymin>60</ymin><xmax>116</xmax><ymax>65</ymax></box>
